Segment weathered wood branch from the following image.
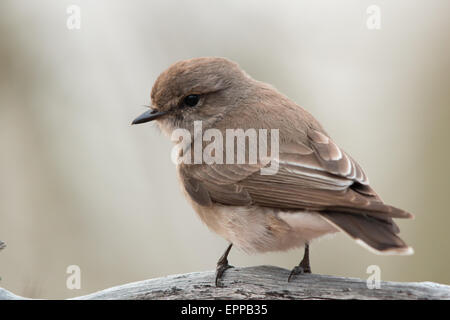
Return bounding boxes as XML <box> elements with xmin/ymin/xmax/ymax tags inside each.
<box><xmin>1</xmin><ymin>266</ymin><xmax>449</xmax><ymax>300</ymax></box>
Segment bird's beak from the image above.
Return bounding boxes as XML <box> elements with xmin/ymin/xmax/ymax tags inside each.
<box><xmin>131</xmin><ymin>109</ymin><xmax>167</xmax><ymax>125</ymax></box>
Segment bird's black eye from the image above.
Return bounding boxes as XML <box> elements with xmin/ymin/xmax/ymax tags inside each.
<box><xmin>184</xmin><ymin>94</ymin><xmax>200</xmax><ymax>107</ymax></box>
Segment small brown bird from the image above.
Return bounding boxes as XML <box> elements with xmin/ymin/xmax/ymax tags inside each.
<box><xmin>132</xmin><ymin>57</ymin><xmax>413</xmax><ymax>285</ymax></box>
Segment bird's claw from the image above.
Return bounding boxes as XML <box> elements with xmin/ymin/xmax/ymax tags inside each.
<box><xmin>215</xmin><ymin>263</ymin><xmax>234</xmax><ymax>287</ymax></box>
<box><xmin>288</xmin><ymin>264</ymin><xmax>311</xmax><ymax>282</ymax></box>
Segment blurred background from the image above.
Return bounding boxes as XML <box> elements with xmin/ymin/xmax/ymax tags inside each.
<box><xmin>0</xmin><ymin>0</ymin><xmax>449</xmax><ymax>299</ymax></box>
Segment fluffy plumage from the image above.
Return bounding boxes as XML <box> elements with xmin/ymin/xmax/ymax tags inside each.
<box><xmin>149</xmin><ymin>57</ymin><xmax>414</xmax><ymax>255</ymax></box>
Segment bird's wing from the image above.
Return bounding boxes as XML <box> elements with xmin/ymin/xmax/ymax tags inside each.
<box><xmin>180</xmin><ymin>127</ymin><xmax>411</xmax><ymax>220</ymax></box>
<box><xmin>179</xmin><ymin>126</ymin><xmax>413</xmax><ymax>253</ymax></box>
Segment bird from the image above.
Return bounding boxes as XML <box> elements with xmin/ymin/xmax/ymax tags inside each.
<box><xmin>132</xmin><ymin>57</ymin><xmax>413</xmax><ymax>286</ymax></box>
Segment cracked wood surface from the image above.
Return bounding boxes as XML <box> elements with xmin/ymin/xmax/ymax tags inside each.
<box><xmin>1</xmin><ymin>266</ymin><xmax>449</xmax><ymax>300</ymax></box>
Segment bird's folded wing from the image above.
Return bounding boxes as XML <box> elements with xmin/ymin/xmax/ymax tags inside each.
<box><xmin>179</xmin><ymin>127</ymin><xmax>412</xmax><ymax>220</ymax></box>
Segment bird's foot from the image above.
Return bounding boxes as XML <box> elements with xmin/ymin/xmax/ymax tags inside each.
<box><xmin>215</xmin><ymin>262</ymin><xmax>234</xmax><ymax>287</ymax></box>
<box><xmin>288</xmin><ymin>264</ymin><xmax>311</xmax><ymax>282</ymax></box>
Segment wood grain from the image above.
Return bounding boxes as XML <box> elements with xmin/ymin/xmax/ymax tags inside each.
<box><xmin>1</xmin><ymin>266</ymin><xmax>449</xmax><ymax>300</ymax></box>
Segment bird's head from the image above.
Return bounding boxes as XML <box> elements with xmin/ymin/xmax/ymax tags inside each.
<box><xmin>132</xmin><ymin>57</ymin><xmax>253</xmax><ymax>135</ymax></box>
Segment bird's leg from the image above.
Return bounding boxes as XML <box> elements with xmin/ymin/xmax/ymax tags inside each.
<box><xmin>215</xmin><ymin>243</ymin><xmax>233</xmax><ymax>287</ymax></box>
<box><xmin>288</xmin><ymin>242</ymin><xmax>312</xmax><ymax>282</ymax></box>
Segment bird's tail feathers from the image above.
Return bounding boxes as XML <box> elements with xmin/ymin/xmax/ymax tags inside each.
<box><xmin>319</xmin><ymin>212</ymin><xmax>414</xmax><ymax>255</ymax></box>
